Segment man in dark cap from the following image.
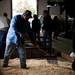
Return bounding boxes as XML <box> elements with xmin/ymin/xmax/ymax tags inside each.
<box><xmin>3</xmin><ymin>10</ymin><xmax>35</xmax><ymax>69</ymax></box>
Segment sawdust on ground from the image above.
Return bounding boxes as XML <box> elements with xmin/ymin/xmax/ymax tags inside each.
<box><xmin>0</xmin><ymin>58</ymin><xmax>75</xmax><ymax>75</ymax></box>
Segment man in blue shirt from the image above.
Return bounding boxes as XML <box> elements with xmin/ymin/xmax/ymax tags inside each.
<box><xmin>3</xmin><ymin>10</ymin><xmax>34</xmax><ymax>69</ymax></box>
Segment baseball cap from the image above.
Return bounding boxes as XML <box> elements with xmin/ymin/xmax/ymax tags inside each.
<box><xmin>23</xmin><ymin>10</ymin><xmax>32</xmax><ymax>18</ymax></box>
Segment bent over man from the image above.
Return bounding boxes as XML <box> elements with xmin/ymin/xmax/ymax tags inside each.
<box><xmin>3</xmin><ymin>10</ymin><xmax>34</xmax><ymax>69</ymax></box>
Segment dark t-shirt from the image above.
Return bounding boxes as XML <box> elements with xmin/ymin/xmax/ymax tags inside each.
<box><xmin>32</xmin><ymin>19</ymin><xmax>41</xmax><ymax>32</ymax></box>
<box><xmin>42</xmin><ymin>16</ymin><xmax>53</xmax><ymax>32</ymax></box>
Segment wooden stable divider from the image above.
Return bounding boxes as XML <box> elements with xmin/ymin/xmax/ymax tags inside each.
<box><xmin>53</xmin><ymin>45</ymin><xmax>75</xmax><ymax>62</ymax></box>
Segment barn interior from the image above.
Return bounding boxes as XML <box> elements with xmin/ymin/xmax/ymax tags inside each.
<box><xmin>0</xmin><ymin>0</ymin><xmax>75</xmax><ymax>75</ymax></box>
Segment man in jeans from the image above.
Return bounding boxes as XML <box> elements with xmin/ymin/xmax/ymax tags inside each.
<box><xmin>3</xmin><ymin>10</ymin><xmax>34</xmax><ymax>69</ymax></box>
<box><xmin>42</xmin><ymin>10</ymin><xmax>53</xmax><ymax>56</ymax></box>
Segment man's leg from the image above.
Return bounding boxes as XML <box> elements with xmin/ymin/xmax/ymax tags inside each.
<box><xmin>72</xmin><ymin>33</ymin><xmax>75</xmax><ymax>53</ymax></box>
<box><xmin>33</xmin><ymin>32</ymin><xmax>36</xmax><ymax>41</ymax></box>
<box><xmin>48</xmin><ymin>32</ymin><xmax>52</xmax><ymax>55</ymax></box>
<box><xmin>70</xmin><ymin>19</ymin><xmax>75</xmax><ymax>57</ymax></box>
<box><xmin>3</xmin><ymin>43</ymin><xmax>16</xmax><ymax>67</ymax></box>
<box><xmin>17</xmin><ymin>45</ymin><xmax>26</xmax><ymax>68</ymax></box>
<box><xmin>43</xmin><ymin>31</ymin><xmax>48</xmax><ymax>48</ymax></box>
<box><xmin>37</xmin><ymin>31</ymin><xmax>40</xmax><ymax>42</ymax></box>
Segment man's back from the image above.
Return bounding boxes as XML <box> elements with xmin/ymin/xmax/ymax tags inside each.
<box><xmin>6</xmin><ymin>15</ymin><xmax>29</xmax><ymax>44</ymax></box>
<box><xmin>43</xmin><ymin>16</ymin><xmax>53</xmax><ymax>31</ymax></box>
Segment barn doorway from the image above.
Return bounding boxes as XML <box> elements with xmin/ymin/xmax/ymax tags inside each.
<box><xmin>12</xmin><ymin>0</ymin><xmax>37</xmax><ymax>16</ymax></box>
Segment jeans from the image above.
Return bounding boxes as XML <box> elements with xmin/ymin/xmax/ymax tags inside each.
<box><xmin>43</xmin><ymin>31</ymin><xmax>52</xmax><ymax>54</ymax></box>
<box><xmin>0</xmin><ymin>31</ymin><xmax>6</xmax><ymax>58</ymax></box>
<box><xmin>3</xmin><ymin>42</ymin><xmax>26</xmax><ymax>67</ymax></box>
<box><xmin>33</xmin><ymin>32</ymin><xmax>36</xmax><ymax>41</ymax></box>
<box><xmin>33</xmin><ymin>31</ymin><xmax>40</xmax><ymax>40</ymax></box>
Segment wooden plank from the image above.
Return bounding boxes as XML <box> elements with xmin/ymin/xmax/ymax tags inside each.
<box><xmin>61</xmin><ymin>53</ymin><xmax>74</xmax><ymax>62</ymax></box>
<box><xmin>53</xmin><ymin>46</ymin><xmax>74</xmax><ymax>62</ymax></box>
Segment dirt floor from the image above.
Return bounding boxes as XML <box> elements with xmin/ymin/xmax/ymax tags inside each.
<box><xmin>0</xmin><ymin>58</ymin><xmax>75</xmax><ymax>75</ymax></box>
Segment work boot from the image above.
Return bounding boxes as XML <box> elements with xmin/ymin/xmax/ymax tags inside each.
<box><xmin>21</xmin><ymin>64</ymin><xmax>27</xmax><ymax>69</ymax></box>
<box><xmin>3</xmin><ymin>63</ymin><xmax>8</xmax><ymax>67</ymax></box>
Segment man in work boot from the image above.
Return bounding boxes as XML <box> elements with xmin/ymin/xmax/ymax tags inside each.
<box><xmin>3</xmin><ymin>10</ymin><xmax>35</xmax><ymax>69</ymax></box>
